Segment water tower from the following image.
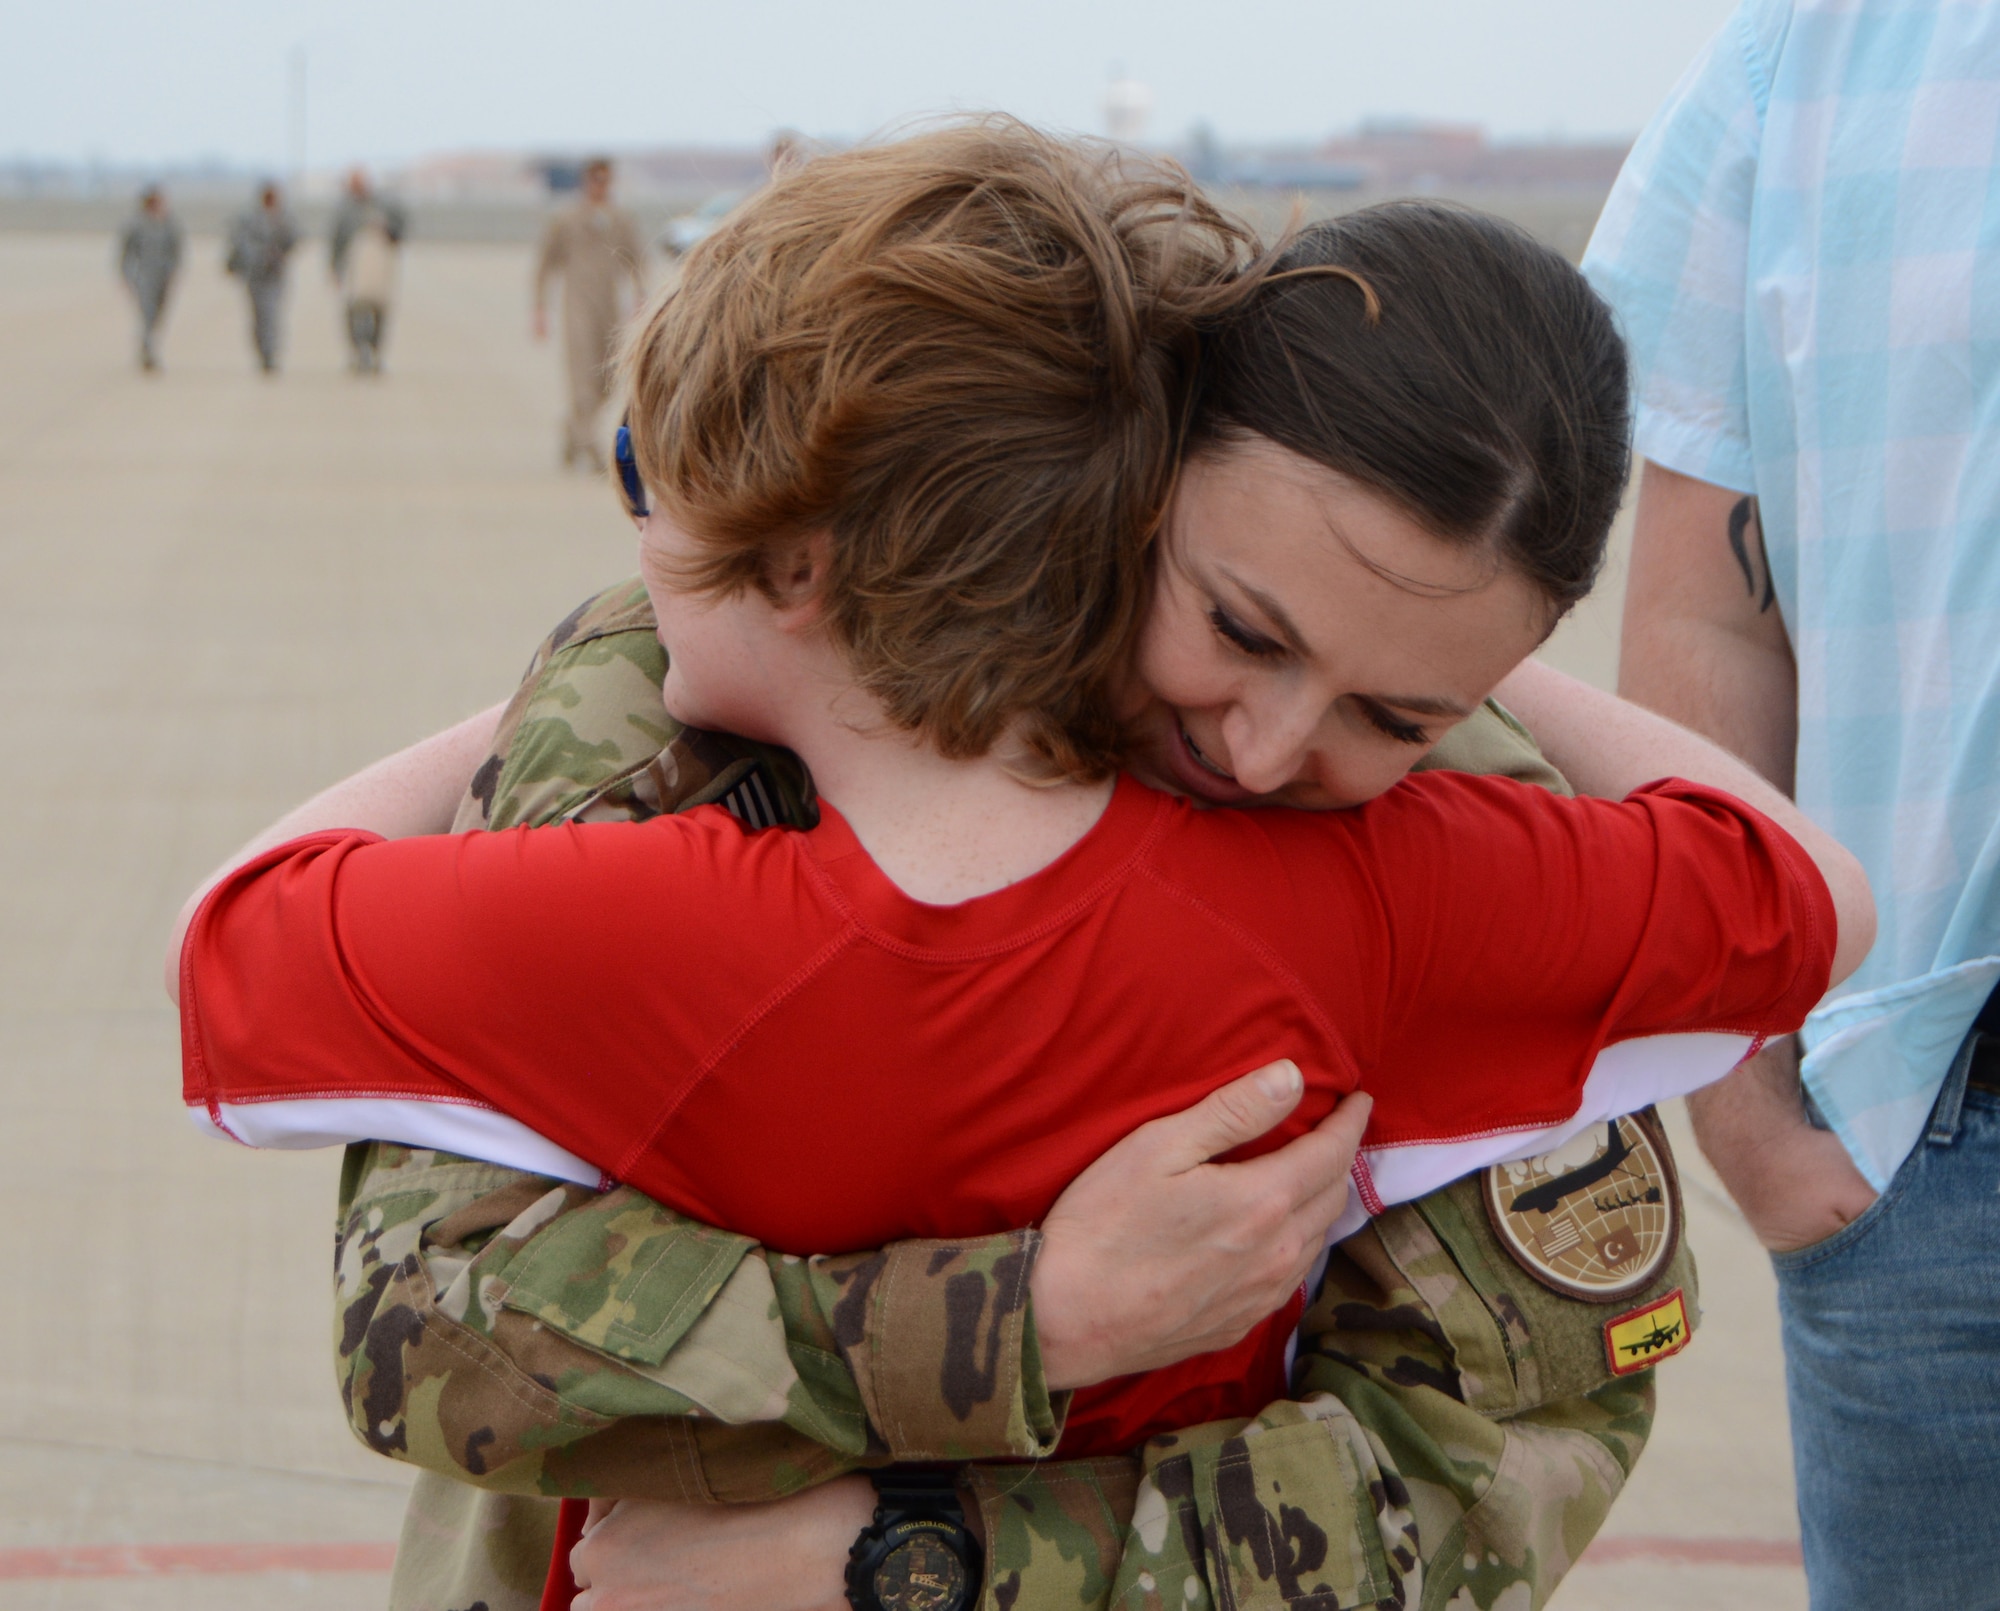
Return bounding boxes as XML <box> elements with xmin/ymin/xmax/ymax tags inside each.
<box><xmin>1104</xmin><ymin>73</ymin><xmax>1153</xmax><ymax>145</ymax></box>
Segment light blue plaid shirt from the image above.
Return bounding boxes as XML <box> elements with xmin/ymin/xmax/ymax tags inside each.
<box><xmin>1584</xmin><ymin>0</ymin><xmax>2000</xmax><ymax>1190</ymax></box>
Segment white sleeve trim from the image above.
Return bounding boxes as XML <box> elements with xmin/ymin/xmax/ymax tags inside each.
<box><xmin>188</xmin><ymin>1030</ymin><xmax>1755</xmax><ymax>1238</ymax></box>
<box><xmin>188</xmin><ymin>1097</ymin><xmax>605</xmax><ymax>1187</ymax></box>
<box><xmin>1326</xmin><ymin>1029</ymin><xmax>1754</xmax><ymax>1247</ymax></box>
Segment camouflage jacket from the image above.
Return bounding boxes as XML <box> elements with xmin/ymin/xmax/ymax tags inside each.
<box><xmin>349</xmin><ymin>581</ymin><xmax>1697</xmax><ymax>1611</ymax></box>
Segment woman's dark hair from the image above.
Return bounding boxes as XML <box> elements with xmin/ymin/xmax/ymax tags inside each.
<box><xmin>1191</xmin><ymin>201</ymin><xmax>1630</xmax><ymax>612</ymax></box>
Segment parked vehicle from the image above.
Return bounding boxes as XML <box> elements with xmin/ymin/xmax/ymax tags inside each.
<box><xmin>657</xmin><ymin>191</ymin><xmax>744</xmax><ymax>257</ymax></box>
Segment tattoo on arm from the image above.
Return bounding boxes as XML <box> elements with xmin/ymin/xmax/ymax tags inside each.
<box><xmin>1726</xmin><ymin>496</ymin><xmax>1777</xmax><ymax>613</ymax></box>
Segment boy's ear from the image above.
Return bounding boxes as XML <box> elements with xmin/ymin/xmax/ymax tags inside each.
<box><xmin>771</xmin><ymin>530</ymin><xmax>833</xmax><ymax>625</ymax></box>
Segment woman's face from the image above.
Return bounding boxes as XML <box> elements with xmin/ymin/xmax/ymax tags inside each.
<box><xmin>1127</xmin><ymin>435</ymin><xmax>1555</xmax><ymax>810</ymax></box>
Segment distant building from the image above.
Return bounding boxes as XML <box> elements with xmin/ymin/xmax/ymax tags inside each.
<box><xmin>395</xmin><ymin>150</ymin><xmax>546</xmax><ymax>205</ymax></box>
<box><xmin>616</xmin><ymin>146</ymin><xmax>779</xmax><ymax>196</ymax></box>
<box><xmin>395</xmin><ymin>146</ymin><xmax>772</xmax><ymax>206</ymax></box>
<box><xmin>1316</xmin><ymin>120</ymin><xmax>1631</xmax><ymax>190</ymax></box>
<box><xmin>1172</xmin><ymin>120</ymin><xmax>1632</xmax><ymax>193</ymax></box>
<box><xmin>1220</xmin><ymin>151</ymin><xmax>1367</xmax><ymax>191</ymax></box>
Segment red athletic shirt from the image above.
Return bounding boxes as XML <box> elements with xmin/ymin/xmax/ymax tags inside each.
<box><xmin>182</xmin><ymin>771</ymin><xmax>1834</xmax><ymax>1455</ymax></box>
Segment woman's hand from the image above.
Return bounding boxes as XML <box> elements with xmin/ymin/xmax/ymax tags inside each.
<box><xmin>1031</xmin><ymin>1061</ymin><xmax>1372</xmax><ymax>1391</ymax></box>
<box><xmin>571</xmin><ymin>1479</ymin><xmax>878</xmax><ymax>1611</ymax></box>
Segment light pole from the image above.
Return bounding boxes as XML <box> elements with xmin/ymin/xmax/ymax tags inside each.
<box><xmin>288</xmin><ymin>45</ymin><xmax>308</xmax><ymax>191</ymax></box>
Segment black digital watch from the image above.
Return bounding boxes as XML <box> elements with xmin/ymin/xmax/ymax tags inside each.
<box><xmin>845</xmin><ymin>1468</ymin><xmax>983</xmax><ymax>1611</ymax></box>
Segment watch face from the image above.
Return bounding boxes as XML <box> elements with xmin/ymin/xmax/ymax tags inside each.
<box><xmin>871</xmin><ymin>1534</ymin><xmax>967</xmax><ymax>1611</ymax></box>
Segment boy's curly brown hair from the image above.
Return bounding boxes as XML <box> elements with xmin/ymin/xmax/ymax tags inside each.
<box><xmin>625</xmin><ymin>118</ymin><xmax>1259</xmax><ymax>782</ymax></box>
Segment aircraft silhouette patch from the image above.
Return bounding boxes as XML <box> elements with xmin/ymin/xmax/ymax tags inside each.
<box><xmin>1481</xmin><ymin>1108</ymin><xmax>1681</xmax><ymax>1301</ymax></box>
<box><xmin>1603</xmin><ymin>1288</ymin><xmax>1692</xmax><ymax>1375</ymax></box>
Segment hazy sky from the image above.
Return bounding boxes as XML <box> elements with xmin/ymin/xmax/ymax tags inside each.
<box><xmin>4</xmin><ymin>0</ymin><xmax>1740</xmax><ymax>169</ymax></box>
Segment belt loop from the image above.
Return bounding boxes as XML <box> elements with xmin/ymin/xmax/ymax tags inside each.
<box><xmin>1927</xmin><ymin>1029</ymin><xmax>1979</xmax><ymax>1147</ymax></box>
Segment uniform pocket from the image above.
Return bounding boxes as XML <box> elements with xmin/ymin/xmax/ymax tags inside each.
<box><xmin>1197</xmin><ymin>1417</ymin><xmax>1396</xmax><ymax>1611</ymax></box>
<box><xmin>499</xmin><ymin>1187</ymin><xmax>755</xmax><ymax>1365</ymax></box>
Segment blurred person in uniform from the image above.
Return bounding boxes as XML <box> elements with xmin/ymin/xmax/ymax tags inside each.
<box><xmin>329</xmin><ymin>167</ymin><xmax>407</xmax><ymax>375</ymax></box>
<box><xmin>224</xmin><ymin>182</ymin><xmax>300</xmax><ymax>374</ymax></box>
<box><xmin>116</xmin><ymin>184</ymin><xmax>182</xmax><ymax>372</ymax></box>
<box><xmin>533</xmin><ymin>156</ymin><xmax>644</xmax><ymax>471</ymax></box>
<box><xmin>1587</xmin><ymin>2</ymin><xmax>2000</xmax><ymax>1603</ymax></box>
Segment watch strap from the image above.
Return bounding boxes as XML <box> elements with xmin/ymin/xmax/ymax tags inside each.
<box><xmin>869</xmin><ymin>1467</ymin><xmax>963</xmax><ymax>1511</ymax></box>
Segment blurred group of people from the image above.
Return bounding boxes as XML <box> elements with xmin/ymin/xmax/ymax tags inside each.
<box><xmin>116</xmin><ymin>167</ymin><xmax>405</xmax><ymax>377</ymax></box>
<box><xmin>114</xmin><ymin>151</ymin><xmax>780</xmax><ymax>467</ymax></box>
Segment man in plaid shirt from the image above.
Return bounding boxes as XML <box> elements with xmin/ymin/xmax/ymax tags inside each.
<box><xmin>1586</xmin><ymin>4</ymin><xmax>2000</xmax><ymax>1604</ymax></box>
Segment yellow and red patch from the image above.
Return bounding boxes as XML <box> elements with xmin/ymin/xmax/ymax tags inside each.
<box><xmin>1603</xmin><ymin>1288</ymin><xmax>1692</xmax><ymax>1375</ymax></box>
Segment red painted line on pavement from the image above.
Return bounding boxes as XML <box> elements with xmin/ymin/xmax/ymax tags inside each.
<box><xmin>0</xmin><ymin>1533</ymin><xmax>1804</xmax><ymax>1582</ymax></box>
<box><xmin>1586</xmin><ymin>1535</ymin><xmax>1804</xmax><ymax>1567</ymax></box>
<box><xmin>0</xmin><ymin>1542</ymin><xmax>397</xmax><ymax>1580</ymax></box>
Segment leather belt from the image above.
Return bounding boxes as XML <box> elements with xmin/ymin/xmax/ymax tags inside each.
<box><xmin>1970</xmin><ymin>1032</ymin><xmax>2000</xmax><ymax>1096</ymax></box>
<box><xmin>1970</xmin><ymin>982</ymin><xmax>2000</xmax><ymax>1095</ymax></box>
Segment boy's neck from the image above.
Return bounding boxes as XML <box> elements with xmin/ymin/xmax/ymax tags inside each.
<box><xmin>781</xmin><ymin>685</ymin><xmax>1115</xmax><ymax>908</ymax></box>
<box><xmin>647</xmin><ymin>554</ymin><xmax>1116</xmax><ymax>907</ymax></box>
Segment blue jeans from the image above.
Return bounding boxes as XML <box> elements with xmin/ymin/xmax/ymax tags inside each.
<box><xmin>1772</xmin><ymin>1029</ymin><xmax>2000</xmax><ymax>1610</ymax></box>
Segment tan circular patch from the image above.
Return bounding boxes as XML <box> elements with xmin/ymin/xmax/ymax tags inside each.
<box><xmin>1482</xmin><ymin>1108</ymin><xmax>1681</xmax><ymax>1302</ymax></box>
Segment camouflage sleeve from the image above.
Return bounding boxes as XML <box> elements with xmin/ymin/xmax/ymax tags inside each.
<box><xmin>1416</xmin><ymin>695</ymin><xmax>1573</xmax><ymax>797</ymax></box>
<box><xmin>336</xmin><ymin>1143</ymin><xmax>1061</xmax><ymax>1498</ymax></box>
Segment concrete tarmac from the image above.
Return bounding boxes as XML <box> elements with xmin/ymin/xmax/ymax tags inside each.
<box><xmin>0</xmin><ymin>232</ymin><xmax>1803</xmax><ymax>1609</ymax></box>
